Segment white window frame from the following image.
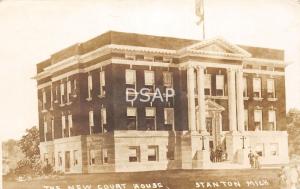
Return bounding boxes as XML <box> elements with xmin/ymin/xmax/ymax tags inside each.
<box><xmin>101</xmin><ymin>108</ymin><xmax>107</xmax><ymax>133</ymax></box>
<box><xmin>215</xmin><ymin>75</ymin><xmax>224</xmax><ymax>96</ymax></box>
<box><xmin>267</xmin><ymin>79</ymin><xmax>275</xmax><ymax>98</ymax></box>
<box><xmin>268</xmin><ymin>110</ymin><xmax>276</xmax><ymax>131</ymax></box>
<box><xmin>270</xmin><ymin>143</ymin><xmax>279</xmax><ymax>156</ymax></box>
<box><xmin>254</xmin><ymin>109</ymin><xmax>262</xmax><ymax>131</ymax></box>
<box><xmin>164</xmin><ymin>108</ymin><xmax>174</xmax><ymax>130</ymax></box>
<box><xmin>102</xmin><ymin>148</ymin><xmax>108</xmax><ymax>164</ymax></box>
<box><xmin>44</xmin><ymin>116</ymin><xmax>47</xmax><ymax>141</ymax></box>
<box><xmin>99</xmin><ymin>71</ymin><xmax>106</xmax><ymax>96</ymax></box>
<box><xmin>62</xmin><ymin>115</ymin><xmax>66</xmax><ymax>138</ymax></box>
<box><xmin>125</xmin><ymin>69</ymin><xmax>136</xmax><ymax>86</ymax></box>
<box><xmin>253</xmin><ymin>77</ymin><xmax>262</xmax><ymax>98</ymax></box>
<box><xmin>68</xmin><ymin>114</ymin><xmax>73</xmax><ymax>137</ymax></box>
<box><xmin>148</xmin><ymin>146</ymin><xmax>159</xmax><ymax>161</ymax></box>
<box><xmin>51</xmin><ymin>118</ymin><xmax>54</xmax><ymax>140</ymax></box>
<box><xmin>145</xmin><ymin>107</ymin><xmax>156</xmax><ymax>130</ymax></box>
<box><xmin>163</xmin><ymin>72</ymin><xmax>173</xmax><ymax>88</ymax></box>
<box><xmin>127</xmin><ymin>107</ymin><xmax>137</xmax><ymax>130</ymax></box>
<box><xmin>204</xmin><ymin>74</ymin><xmax>212</xmax><ymax>95</ymax></box>
<box><xmin>89</xmin><ymin>149</ymin><xmax>96</xmax><ymax>165</ymax></box>
<box><xmin>42</xmin><ymin>89</ymin><xmax>47</xmax><ymax>110</ymax></box>
<box><xmin>128</xmin><ymin>146</ymin><xmax>140</xmax><ymax>162</ymax></box>
<box><xmin>89</xmin><ymin>111</ymin><xmax>94</xmax><ymax>134</ymax></box>
<box><xmin>144</xmin><ymin>70</ymin><xmax>155</xmax><ymax>86</ymax></box>
<box><xmin>67</xmin><ymin>80</ymin><xmax>71</xmax><ymax>103</ymax></box>
<box><xmin>60</xmin><ymin>82</ymin><xmax>65</xmax><ymax>105</ymax></box>
<box><xmin>87</xmin><ymin>74</ymin><xmax>93</xmax><ymax>100</ymax></box>
<box><xmin>73</xmin><ymin>150</ymin><xmax>79</xmax><ymax>166</ymax></box>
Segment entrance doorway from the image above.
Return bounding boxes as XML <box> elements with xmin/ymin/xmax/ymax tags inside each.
<box><xmin>65</xmin><ymin>151</ymin><xmax>70</xmax><ymax>172</ymax></box>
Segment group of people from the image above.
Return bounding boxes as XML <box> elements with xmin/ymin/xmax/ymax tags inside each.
<box><xmin>248</xmin><ymin>150</ymin><xmax>261</xmax><ymax>169</ymax></box>
<box><xmin>210</xmin><ymin>146</ymin><xmax>227</xmax><ymax>162</ymax></box>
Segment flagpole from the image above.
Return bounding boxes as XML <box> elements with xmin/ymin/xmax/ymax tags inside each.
<box><xmin>202</xmin><ymin>0</ymin><xmax>205</xmax><ymax>40</ymax></box>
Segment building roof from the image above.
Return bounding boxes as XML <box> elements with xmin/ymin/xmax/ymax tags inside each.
<box><xmin>37</xmin><ymin>31</ymin><xmax>284</xmax><ymax>73</ymax></box>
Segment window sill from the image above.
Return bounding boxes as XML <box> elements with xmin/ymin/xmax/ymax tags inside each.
<box><xmin>72</xmin><ymin>94</ymin><xmax>77</xmax><ymax>98</ymax></box>
<box><xmin>41</xmin><ymin>109</ymin><xmax>48</xmax><ymax>113</ymax></box>
<box><xmin>253</xmin><ymin>97</ymin><xmax>263</xmax><ymax>101</ymax></box>
<box><xmin>205</xmin><ymin>95</ymin><xmax>228</xmax><ymax>100</ymax></box>
<box><xmin>243</xmin><ymin>97</ymin><xmax>249</xmax><ymax>100</ymax></box>
<box><xmin>268</xmin><ymin>97</ymin><xmax>278</xmax><ymax>101</ymax></box>
<box><xmin>66</xmin><ymin>102</ymin><xmax>72</xmax><ymax>106</ymax></box>
<box><xmin>86</xmin><ymin>97</ymin><xmax>92</xmax><ymax>102</ymax></box>
<box><xmin>59</xmin><ymin>104</ymin><xmax>65</xmax><ymax>107</ymax></box>
<box><xmin>54</xmin><ymin>100</ymin><xmax>59</xmax><ymax>104</ymax></box>
<box><xmin>98</xmin><ymin>94</ymin><xmax>105</xmax><ymax>98</ymax></box>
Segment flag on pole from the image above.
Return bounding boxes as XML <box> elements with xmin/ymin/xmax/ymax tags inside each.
<box><xmin>195</xmin><ymin>0</ymin><xmax>204</xmax><ymax>24</ymax></box>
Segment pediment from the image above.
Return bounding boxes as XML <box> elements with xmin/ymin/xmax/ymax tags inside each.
<box><xmin>180</xmin><ymin>37</ymin><xmax>252</xmax><ymax>58</ymax></box>
<box><xmin>205</xmin><ymin>99</ymin><xmax>225</xmax><ymax>112</ymax></box>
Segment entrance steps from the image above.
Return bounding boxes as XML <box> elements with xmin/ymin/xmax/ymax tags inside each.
<box><xmin>205</xmin><ymin>161</ymin><xmax>251</xmax><ymax>169</ymax></box>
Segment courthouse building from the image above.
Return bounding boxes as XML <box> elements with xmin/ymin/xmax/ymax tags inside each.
<box><xmin>35</xmin><ymin>31</ymin><xmax>289</xmax><ymax>173</ymax></box>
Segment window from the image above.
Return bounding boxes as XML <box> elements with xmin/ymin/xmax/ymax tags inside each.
<box><xmin>144</xmin><ymin>70</ymin><xmax>155</xmax><ymax>92</ymax></box>
<box><xmin>99</xmin><ymin>71</ymin><xmax>106</xmax><ymax>96</ymax></box>
<box><xmin>58</xmin><ymin>152</ymin><xmax>62</xmax><ymax>167</ymax></box>
<box><xmin>89</xmin><ymin>111</ymin><xmax>94</xmax><ymax>134</ymax></box>
<box><xmin>73</xmin><ymin>150</ymin><xmax>79</xmax><ymax>166</ymax></box>
<box><xmin>67</xmin><ymin>80</ymin><xmax>71</xmax><ymax>103</ymax></box>
<box><xmin>243</xmin><ymin>77</ymin><xmax>248</xmax><ymax>97</ymax></box>
<box><xmin>148</xmin><ymin>146</ymin><xmax>159</xmax><ymax>161</ymax></box>
<box><xmin>89</xmin><ymin>150</ymin><xmax>96</xmax><ymax>165</ymax></box>
<box><xmin>127</xmin><ymin>107</ymin><xmax>137</xmax><ymax>130</ymax></box>
<box><xmin>44</xmin><ymin>153</ymin><xmax>49</xmax><ymax>164</ymax></box>
<box><xmin>254</xmin><ymin>110</ymin><xmax>262</xmax><ymax>131</ymax></box>
<box><xmin>44</xmin><ymin>116</ymin><xmax>47</xmax><ymax>141</ymax></box>
<box><xmin>42</xmin><ymin>90</ymin><xmax>47</xmax><ymax>110</ymax></box>
<box><xmin>102</xmin><ymin>149</ymin><xmax>108</xmax><ymax>164</ymax></box>
<box><xmin>268</xmin><ymin>110</ymin><xmax>276</xmax><ymax>131</ymax></box>
<box><xmin>144</xmin><ymin>70</ymin><xmax>155</xmax><ymax>85</ymax></box>
<box><xmin>60</xmin><ymin>82</ymin><xmax>65</xmax><ymax>104</ymax></box>
<box><xmin>253</xmin><ymin>78</ymin><xmax>261</xmax><ymax>98</ymax></box>
<box><xmin>125</xmin><ymin>69</ymin><xmax>136</xmax><ymax>86</ymax></box>
<box><xmin>62</xmin><ymin>115</ymin><xmax>66</xmax><ymax>137</ymax></box>
<box><xmin>101</xmin><ymin>108</ymin><xmax>107</xmax><ymax>133</ymax></box>
<box><xmin>51</xmin><ymin>118</ymin><xmax>55</xmax><ymax>140</ymax></box>
<box><xmin>87</xmin><ymin>74</ymin><xmax>93</xmax><ymax>100</ymax></box>
<box><xmin>128</xmin><ymin>147</ymin><xmax>140</xmax><ymax>162</ymax></box>
<box><xmin>206</xmin><ymin>117</ymin><xmax>213</xmax><ymax>135</ymax></box>
<box><xmin>164</xmin><ymin>108</ymin><xmax>174</xmax><ymax>130</ymax></box>
<box><xmin>270</xmin><ymin>143</ymin><xmax>279</xmax><ymax>156</ymax></box>
<box><xmin>145</xmin><ymin>107</ymin><xmax>156</xmax><ymax>130</ymax></box>
<box><xmin>163</xmin><ymin>72</ymin><xmax>173</xmax><ymax>88</ymax></box>
<box><xmin>267</xmin><ymin>79</ymin><xmax>275</xmax><ymax>98</ymax></box>
<box><xmin>255</xmin><ymin>144</ymin><xmax>264</xmax><ymax>157</ymax></box>
<box><xmin>50</xmin><ymin>86</ymin><xmax>53</xmax><ymax>109</ymax></box>
<box><xmin>204</xmin><ymin>74</ymin><xmax>211</xmax><ymax>95</ymax></box>
<box><xmin>216</xmin><ymin>75</ymin><xmax>224</xmax><ymax>96</ymax></box>
<box><xmin>68</xmin><ymin>114</ymin><xmax>73</xmax><ymax>137</ymax></box>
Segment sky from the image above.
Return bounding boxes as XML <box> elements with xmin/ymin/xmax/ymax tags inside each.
<box><xmin>0</xmin><ymin>0</ymin><xmax>300</xmax><ymax>140</ymax></box>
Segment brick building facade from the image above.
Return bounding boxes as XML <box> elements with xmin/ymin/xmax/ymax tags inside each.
<box><xmin>36</xmin><ymin>31</ymin><xmax>288</xmax><ymax>173</ymax></box>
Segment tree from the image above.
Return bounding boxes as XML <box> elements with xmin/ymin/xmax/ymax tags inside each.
<box><xmin>19</xmin><ymin>126</ymin><xmax>40</xmax><ymax>159</ymax></box>
<box><xmin>15</xmin><ymin>126</ymin><xmax>43</xmax><ymax>176</ymax></box>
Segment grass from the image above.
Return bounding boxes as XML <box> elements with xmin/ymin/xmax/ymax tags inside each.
<box><xmin>3</xmin><ymin>169</ymin><xmax>281</xmax><ymax>189</ymax></box>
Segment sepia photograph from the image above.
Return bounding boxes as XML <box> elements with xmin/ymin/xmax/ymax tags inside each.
<box><xmin>1</xmin><ymin>0</ymin><xmax>300</xmax><ymax>188</ymax></box>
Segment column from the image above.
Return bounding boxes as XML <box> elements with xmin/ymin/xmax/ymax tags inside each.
<box><xmin>227</xmin><ymin>68</ymin><xmax>237</xmax><ymax>132</ymax></box>
<box><xmin>197</xmin><ymin>66</ymin><xmax>207</xmax><ymax>133</ymax></box>
<box><xmin>187</xmin><ymin>65</ymin><xmax>196</xmax><ymax>131</ymax></box>
<box><xmin>236</xmin><ymin>68</ymin><xmax>245</xmax><ymax>132</ymax></box>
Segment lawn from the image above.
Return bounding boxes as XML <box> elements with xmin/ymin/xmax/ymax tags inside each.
<box><xmin>3</xmin><ymin>169</ymin><xmax>281</xmax><ymax>189</ymax></box>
